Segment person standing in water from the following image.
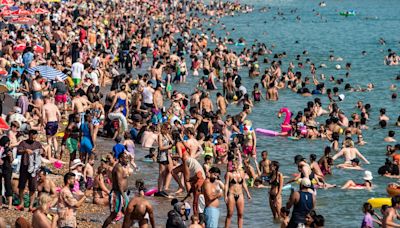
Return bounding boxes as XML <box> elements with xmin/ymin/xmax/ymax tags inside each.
<box><xmin>203</xmin><ymin>167</ymin><xmax>223</xmax><ymax>228</ymax></box>
<box><xmin>224</xmin><ymin>159</ymin><xmax>251</xmax><ymax>228</ymax></box>
<box><xmin>269</xmin><ymin>161</ymin><xmax>284</xmax><ymax>220</ymax></box>
<box><xmin>122</xmin><ymin>185</ymin><xmax>156</xmax><ymax>228</ymax></box>
<box><xmin>286</xmin><ymin>178</ymin><xmax>315</xmax><ymax>228</ymax></box>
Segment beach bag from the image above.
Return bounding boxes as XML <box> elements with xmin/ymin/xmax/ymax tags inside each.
<box><xmin>157</xmin><ymin>148</ymin><xmax>168</xmax><ymax>163</ymax></box>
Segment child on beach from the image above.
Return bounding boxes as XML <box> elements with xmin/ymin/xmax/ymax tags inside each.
<box><xmin>112</xmin><ymin>136</ymin><xmax>125</xmax><ymax>159</ymax></box>
<box><xmin>123</xmin><ymin>132</ymin><xmax>138</xmax><ymax>170</ymax></box>
<box><xmin>84</xmin><ymin>154</ymin><xmax>95</xmax><ymax>192</ymax></box>
<box><xmin>144</xmin><ymin>147</ymin><xmax>157</xmax><ymax>162</ymax></box>
<box><xmin>203</xmin><ymin>155</ymin><xmax>213</xmax><ymax>177</ymax></box>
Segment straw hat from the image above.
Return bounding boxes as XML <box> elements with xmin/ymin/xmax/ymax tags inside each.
<box><xmin>363</xmin><ymin>170</ymin><xmax>373</xmax><ymax>181</ymax></box>
<box><xmin>70</xmin><ymin>159</ymin><xmax>84</xmax><ymax>169</ymax></box>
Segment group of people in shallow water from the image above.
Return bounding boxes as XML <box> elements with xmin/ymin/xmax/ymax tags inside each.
<box><xmin>0</xmin><ymin>0</ymin><xmax>398</xmax><ymax>227</ymax></box>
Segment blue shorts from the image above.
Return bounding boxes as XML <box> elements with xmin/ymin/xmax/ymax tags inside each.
<box><xmin>204</xmin><ymin>207</ymin><xmax>220</xmax><ymax>228</ymax></box>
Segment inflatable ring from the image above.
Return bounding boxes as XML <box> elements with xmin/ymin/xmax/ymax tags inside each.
<box><xmin>144</xmin><ymin>187</ymin><xmax>158</xmax><ymax>196</ymax></box>
<box><xmin>368</xmin><ymin>198</ymin><xmax>391</xmax><ymax>208</ymax></box>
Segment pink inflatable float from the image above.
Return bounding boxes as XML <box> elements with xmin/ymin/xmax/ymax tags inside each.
<box><xmin>256</xmin><ymin>107</ymin><xmax>292</xmax><ymax>137</ymax></box>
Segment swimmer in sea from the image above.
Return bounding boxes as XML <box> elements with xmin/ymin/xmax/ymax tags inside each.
<box><xmin>341</xmin><ymin>170</ymin><xmax>373</xmax><ymax>190</ymax></box>
<box><xmin>385</xmin><ymin>131</ymin><xmax>397</xmax><ymax>142</ymax></box>
<box><xmin>336</xmin><ymin>158</ymin><xmax>363</xmax><ymax>170</ymax></box>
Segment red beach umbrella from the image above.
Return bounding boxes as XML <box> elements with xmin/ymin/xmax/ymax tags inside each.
<box><xmin>13</xmin><ymin>43</ymin><xmax>26</xmax><ymax>52</ymax></box>
<box><xmin>10</xmin><ymin>9</ymin><xmax>32</xmax><ymax>17</ymax></box>
<box><xmin>9</xmin><ymin>17</ymin><xmax>37</xmax><ymax>25</ymax></box>
<box><xmin>33</xmin><ymin>44</ymin><xmax>44</xmax><ymax>53</ymax></box>
<box><xmin>0</xmin><ymin>0</ymin><xmax>14</xmax><ymax>7</ymax></box>
<box><xmin>0</xmin><ymin>117</ymin><xmax>9</xmax><ymax>130</ymax></box>
<box><xmin>33</xmin><ymin>8</ymin><xmax>49</xmax><ymax>15</ymax></box>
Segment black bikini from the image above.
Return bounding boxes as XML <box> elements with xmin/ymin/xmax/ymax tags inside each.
<box><xmin>229</xmin><ymin>176</ymin><xmax>244</xmax><ymax>202</ymax></box>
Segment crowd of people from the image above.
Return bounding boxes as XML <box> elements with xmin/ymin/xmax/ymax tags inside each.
<box><xmin>0</xmin><ymin>0</ymin><xmax>398</xmax><ymax>227</ymax></box>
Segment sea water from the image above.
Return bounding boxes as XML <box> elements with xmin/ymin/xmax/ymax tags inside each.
<box><xmin>115</xmin><ymin>0</ymin><xmax>400</xmax><ymax>227</ymax></box>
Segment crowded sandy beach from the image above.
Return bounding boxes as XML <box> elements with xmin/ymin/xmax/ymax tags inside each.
<box><xmin>0</xmin><ymin>0</ymin><xmax>398</xmax><ymax>227</ymax></box>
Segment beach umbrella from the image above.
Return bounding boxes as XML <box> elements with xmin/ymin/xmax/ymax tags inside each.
<box><xmin>9</xmin><ymin>17</ymin><xmax>37</xmax><ymax>25</ymax></box>
<box><xmin>0</xmin><ymin>0</ymin><xmax>14</xmax><ymax>7</ymax></box>
<box><xmin>0</xmin><ymin>117</ymin><xmax>9</xmax><ymax>130</ymax></box>
<box><xmin>27</xmin><ymin>65</ymin><xmax>67</xmax><ymax>80</ymax></box>
<box><xmin>13</xmin><ymin>43</ymin><xmax>26</xmax><ymax>52</ymax></box>
<box><xmin>0</xmin><ymin>69</ymin><xmax>7</xmax><ymax>75</ymax></box>
<box><xmin>10</xmin><ymin>9</ymin><xmax>32</xmax><ymax>17</ymax></box>
<box><xmin>33</xmin><ymin>44</ymin><xmax>44</xmax><ymax>53</ymax></box>
<box><xmin>0</xmin><ymin>9</ymin><xmax>12</xmax><ymax>16</ymax></box>
<box><xmin>33</xmin><ymin>8</ymin><xmax>49</xmax><ymax>15</ymax></box>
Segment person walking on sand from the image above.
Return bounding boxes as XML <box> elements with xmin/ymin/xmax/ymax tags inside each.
<box><xmin>103</xmin><ymin>152</ymin><xmax>130</xmax><ymax>227</ymax></box>
<box><xmin>42</xmin><ymin>96</ymin><xmax>61</xmax><ymax>155</ymax></box>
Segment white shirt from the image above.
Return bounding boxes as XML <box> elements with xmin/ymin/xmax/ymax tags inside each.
<box><xmin>239</xmin><ymin>85</ymin><xmax>247</xmax><ymax>95</ymax></box>
<box><xmin>142</xmin><ymin>86</ymin><xmax>153</xmax><ymax>104</ymax></box>
<box><xmin>71</xmin><ymin>62</ymin><xmax>84</xmax><ymax>79</ymax></box>
<box><xmin>89</xmin><ymin>71</ymin><xmax>99</xmax><ymax>86</ymax></box>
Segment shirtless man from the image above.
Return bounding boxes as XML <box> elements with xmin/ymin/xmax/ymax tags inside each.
<box><xmin>216</xmin><ymin>92</ymin><xmax>227</xmax><ymax>115</ymax></box>
<box><xmin>203</xmin><ymin>167</ymin><xmax>223</xmax><ymax>228</ymax></box>
<box><xmin>141</xmin><ymin>126</ymin><xmax>158</xmax><ymax>148</ymax></box>
<box><xmin>122</xmin><ymin>192</ymin><xmax>155</xmax><ymax>228</ymax></box>
<box><xmin>42</xmin><ymin>96</ymin><xmax>61</xmax><ymax>153</ymax></box>
<box><xmin>71</xmin><ymin>92</ymin><xmax>91</xmax><ymax>123</ymax></box>
<box><xmin>153</xmin><ymin>84</ymin><xmax>164</xmax><ymax>111</ymax></box>
<box><xmin>383</xmin><ymin>196</ymin><xmax>400</xmax><ymax>227</ymax></box>
<box><xmin>102</xmin><ymin>152</ymin><xmax>130</xmax><ymax>228</ymax></box>
<box><xmin>200</xmin><ymin>92</ymin><xmax>213</xmax><ymax>114</ymax></box>
<box><xmin>266</xmin><ymin>82</ymin><xmax>279</xmax><ymax>101</ymax></box>
<box><xmin>258</xmin><ymin>151</ymin><xmax>271</xmax><ymax>182</ymax></box>
<box><xmin>184</xmin><ymin>128</ymin><xmax>202</xmax><ymax>158</ymax></box>
<box><xmin>190</xmin><ymin>89</ymin><xmax>202</xmax><ymax>108</ymax></box>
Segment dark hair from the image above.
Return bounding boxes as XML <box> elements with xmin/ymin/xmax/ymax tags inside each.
<box><xmin>271</xmin><ymin>161</ymin><xmax>280</xmax><ymax>171</ymax></box>
<box><xmin>0</xmin><ymin>135</ymin><xmax>10</xmax><ymax>147</ymax></box>
<box><xmin>379</xmin><ymin>120</ymin><xmax>387</xmax><ymax>128</ymax></box>
<box><xmin>204</xmin><ymin>155</ymin><xmax>212</xmax><ymax>161</ymax></box>
<box><xmin>314</xmin><ymin>215</ymin><xmax>325</xmax><ymax>226</ymax></box>
<box><xmin>310</xmin><ymin>154</ymin><xmax>317</xmax><ymax>162</ymax></box>
<box><xmin>64</xmin><ymin>172</ymin><xmax>76</xmax><ymax>184</ymax></box>
<box><xmin>389</xmin><ymin>131</ymin><xmax>395</xmax><ymax>137</ymax></box>
<box><xmin>135</xmin><ymin>179</ymin><xmax>145</xmax><ymax>192</ymax></box>
<box><xmin>392</xmin><ymin>195</ymin><xmax>400</xmax><ymax>207</ymax></box>
<box><xmin>209</xmin><ymin>167</ymin><xmax>221</xmax><ymax>174</ymax></box>
<box><xmin>280</xmin><ymin>206</ymin><xmax>290</xmax><ymax>216</ymax></box>
<box><xmin>363</xmin><ymin>202</ymin><xmax>374</xmax><ymax>214</ymax></box>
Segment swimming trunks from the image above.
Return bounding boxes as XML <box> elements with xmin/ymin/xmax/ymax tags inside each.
<box><xmin>109</xmin><ymin>190</ymin><xmax>128</xmax><ymax>213</ymax></box>
<box><xmin>66</xmin><ymin>138</ymin><xmax>78</xmax><ymax>153</ymax></box>
<box><xmin>45</xmin><ymin>121</ymin><xmax>59</xmax><ymax>136</ymax></box>
<box><xmin>86</xmin><ymin>177</ymin><xmax>94</xmax><ymax>189</ymax></box>
<box><xmin>243</xmin><ymin>145</ymin><xmax>255</xmax><ymax>156</ymax></box>
<box><xmin>32</xmin><ymin>91</ymin><xmax>43</xmax><ymax>100</ymax></box>
<box><xmin>204</xmin><ymin>207</ymin><xmax>220</xmax><ymax>228</ymax></box>
<box><xmin>55</xmin><ymin>94</ymin><xmax>68</xmax><ymax>103</ymax></box>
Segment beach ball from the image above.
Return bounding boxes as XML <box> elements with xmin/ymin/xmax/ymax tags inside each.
<box><xmin>233</xmin><ymin>95</ymin><xmax>238</xmax><ymax>101</ymax></box>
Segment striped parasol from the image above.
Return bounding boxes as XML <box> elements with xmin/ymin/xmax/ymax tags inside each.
<box><xmin>27</xmin><ymin>65</ymin><xmax>67</xmax><ymax>80</ymax></box>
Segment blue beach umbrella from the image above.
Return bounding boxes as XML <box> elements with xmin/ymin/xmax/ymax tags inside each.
<box><xmin>27</xmin><ymin>65</ymin><xmax>67</xmax><ymax>81</ymax></box>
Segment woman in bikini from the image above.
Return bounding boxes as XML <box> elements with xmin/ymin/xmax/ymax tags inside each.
<box><xmin>171</xmin><ymin>130</ymin><xmax>189</xmax><ymax>194</ymax></box>
<box><xmin>342</xmin><ymin>170</ymin><xmax>373</xmax><ymax>190</ymax></box>
<box><xmin>269</xmin><ymin>161</ymin><xmax>283</xmax><ymax>220</ymax></box>
<box><xmin>90</xmin><ymin>96</ymin><xmax>105</xmax><ymax>146</ymax></box>
<box><xmin>157</xmin><ymin>123</ymin><xmax>174</xmax><ymax>197</ymax></box>
<box><xmin>215</xmin><ymin>135</ymin><xmax>228</xmax><ymax>164</ymax></box>
<box><xmin>224</xmin><ymin>159</ymin><xmax>251</xmax><ymax>228</ymax></box>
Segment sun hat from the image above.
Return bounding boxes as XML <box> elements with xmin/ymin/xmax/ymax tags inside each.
<box><xmin>363</xmin><ymin>170</ymin><xmax>373</xmax><ymax>181</ymax></box>
<box><xmin>70</xmin><ymin>159</ymin><xmax>84</xmax><ymax>170</ymax></box>
<box><xmin>338</xmin><ymin>94</ymin><xmax>345</xmax><ymax>101</ymax></box>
